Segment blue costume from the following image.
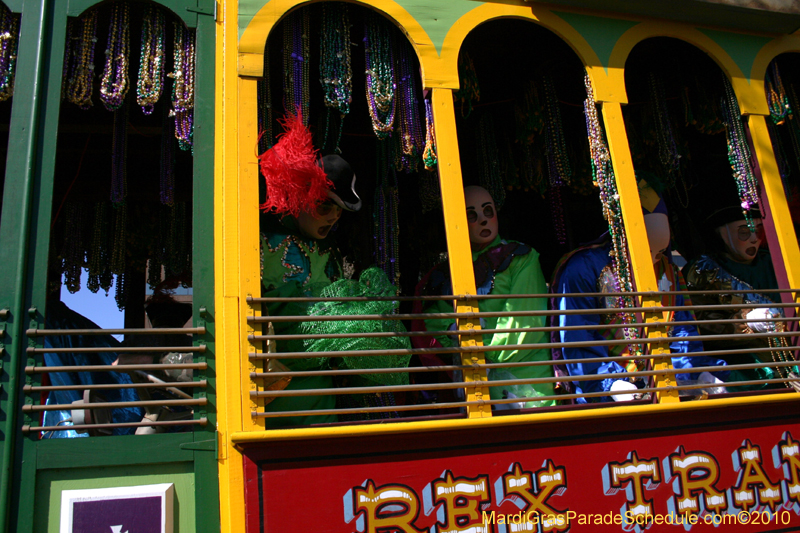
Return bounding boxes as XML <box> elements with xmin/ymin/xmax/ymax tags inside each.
<box><xmin>552</xmin><ymin>242</ymin><xmax>728</xmax><ymax>403</ymax></box>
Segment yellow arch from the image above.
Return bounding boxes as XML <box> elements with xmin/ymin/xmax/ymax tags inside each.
<box><xmin>238</xmin><ymin>0</ymin><xmax>440</xmax><ymax>81</ymax></box>
<box><xmin>438</xmin><ymin>3</ymin><xmax>606</xmax><ymax>94</ymax></box>
<box><xmin>606</xmin><ymin>21</ymin><xmax>769</xmax><ymax>114</ymax></box>
<box><xmin>752</xmin><ymin>34</ymin><xmax>800</xmax><ymax>88</ymax></box>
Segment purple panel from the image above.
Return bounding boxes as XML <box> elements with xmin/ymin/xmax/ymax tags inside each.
<box><xmin>71</xmin><ymin>496</ymin><xmax>162</xmax><ymax>533</ymax></box>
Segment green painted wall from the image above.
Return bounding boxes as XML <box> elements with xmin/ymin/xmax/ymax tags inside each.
<box><xmin>36</xmin><ymin>463</ymin><xmax>195</xmax><ymax>533</ymax></box>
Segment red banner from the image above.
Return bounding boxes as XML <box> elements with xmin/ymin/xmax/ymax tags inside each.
<box><xmin>243</xmin><ymin>405</ymin><xmax>800</xmax><ymax>532</ymax></box>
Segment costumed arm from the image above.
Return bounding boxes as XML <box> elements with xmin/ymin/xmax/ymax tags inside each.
<box><xmin>556</xmin><ymin>252</ymin><xmax>628</xmax><ymax>401</ymax></box>
<box><xmin>485</xmin><ymin>250</ymin><xmax>548</xmax><ymax>364</ymax></box>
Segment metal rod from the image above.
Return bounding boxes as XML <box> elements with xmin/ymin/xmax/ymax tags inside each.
<box><xmin>27</xmin><ymin>345</ymin><xmax>206</xmax><ymax>354</ymax></box>
<box><xmin>247</xmin><ymin>288</ymin><xmax>800</xmax><ymax>303</ymax></box>
<box><xmin>247</xmin><ymin>301</ymin><xmax>800</xmax><ymax>323</ymax></box>
<box><xmin>25</xmin><ymin>363</ymin><xmax>207</xmax><ymax>373</ymax></box>
<box><xmin>23</xmin><ymin>398</ymin><xmax>207</xmax><ymax>412</ymax></box>
<box><xmin>247</xmin><ymin>330</ymin><xmax>799</xmax><ymax>359</ymax></box>
<box><xmin>24</xmin><ymin>381</ymin><xmax>207</xmax><ymax>392</ymax></box>
<box><xmin>250</xmin><ymin>316</ymin><xmax>800</xmax><ymax>342</ymax></box>
<box><xmin>26</xmin><ymin>327</ymin><xmax>206</xmax><ymax>336</ymax></box>
<box><xmin>23</xmin><ymin>418</ymin><xmax>208</xmax><ymax>433</ymax></box>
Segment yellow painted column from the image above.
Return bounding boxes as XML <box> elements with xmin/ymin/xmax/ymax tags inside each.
<box><xmin>600</xmin><ymin>102</ymin><xmax>679</xmax><ymax>403</ymax></box>
<box><xmin>748</xmin><ymin>114</ymin><xmax>800</xmax><ymax>294</ymax></box>
<box><xmin>215</xmin><ymin>1</ymin><xmax>248</xmax><ymax>532</ymax></box>
<box><xmin>431</xmin><ymin>87</ymin><xmax>491</xmax><ymax>417</ymax></box>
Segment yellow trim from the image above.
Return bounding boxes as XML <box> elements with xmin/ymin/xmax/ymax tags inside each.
<box><xmin>751</xmin><ymin>34</ymin><xmax>800</xmax><ymax>90</ymax></box>
<box><xmin>606</xmin><ymin>21</ymin><xmax>768</xmax><ymax>114</ymax></box>
<box><xmin>440</xmin><ymin>4</ymin><xmax>606</xmax><ymax>94</ymax></box>
<box><xmin>216</xmin><ymin>1</ymin><xmax>248</xmax><ymax>532</ymax></box>
<box><xmin>230</xmin><ymin>393</ymin><xmax>800</xmax><ymax>444</ymax></box>
<box><xmin>748</xmin><ymin>114</ymin><xmax>800</xmax><ymax>294</ymax></box>
<box><xmin>238</xmin><ymin>0</ymin><xmax>444</xmax><ymax>85</ymax></box>
<box><xmin>431</xmin><ymin>87</ymin><xmax>491</xmax><ymax>417</ymax></box>
<box><xmin>238</xmin><ymin>76</ymin><xmax>266</xmax><ymax>432</ymax></box>
<box><xmin>600</xmin><ymin>102</ymin><xmax>679</xmax><ymax>403</ymax></box>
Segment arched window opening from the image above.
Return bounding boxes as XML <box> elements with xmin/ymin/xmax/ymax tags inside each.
<box><xmin>41</xmin><ymin>0</ymin><xmax>200</xmax><ymax>437</ymax></box>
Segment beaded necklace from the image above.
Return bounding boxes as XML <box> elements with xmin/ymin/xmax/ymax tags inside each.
<box><xmin>257</xmin><ymin>47</ymin><xmax>273</xmax><ymax>151</ymax></box>
<box><xmin>87</xmin><ymin>201</ymin><xmax>113</xmax><ymax>295</ymax></box>
<box><xmin>111</xmin><ymin>95</ymin><xmax>129</xmax><ymax>205</ymax></box>
<box><xmin>766</xmin><ymin>62</ymin><xmax>792</xmax><ymax>126</ymax></box>
<box><xmin>720</xmin><ymin>75</ymin><xmax>759</xmax><ymax>230</ymax></box>
<box><xmin>393</xmin><ymin>38</ymin><xmax>423</xmax><ymax>172</ymax></box>
<box><xmin>543</xmin><ymin>76</ymin><xmax>570</xmax><ymax>244</ymax></box>
<box><xmin>170</xmin><ymin>22</ymin><xmax>195</xmax><ymax>151</ymax></box>
<box><xmin>583</xmin><ymin>74</ymin><xmax>641</xmax><ymax>356</ymax></box>
<box><xmin>454</xmin><ymin>52</ymin><xmax>479</xmax><ymax>118</ymax></box>
<box><xmin>0</xmin><ymin>5</ymin><xmax>19</xmax><ymax>102</ymax></box>
<box><xmin>475</xmin><ymin>113</ymin><xmax>505</xmax><ymax>209</ymax></box>
<box><xmin>648</xmin><ymin>73</ymin><xmax>681</xmax><ymax>177</ymax></box>
<box><xmin>160</xmin><ymin>103</ymin><xmax>175</xmax><ymax>205</ymax></box>
<box><xmin>423</xmin><ymin>98</ymin><xmax>437</xmax><ymax>170</ymax></box>
<box><xmin>283</xmin><ymin>9</ymin><xmax>310</xmax><ymax>124</ymax></box>
<box><xmin>111</xmin><ymin>203</ymin><xmax>128</xmax><ymax>310</ymax></box>
<box><xmin>364</xmin><ymin>13</ymin><xmax>395</xmax><ymax>139</ymax></box>
<box><xmin>374</xmin><ymin>141</ymin><xmax>401</xmax><ymax>290</ymax></box>
<box><xmin>100</xmin><ymin>2</ymin><xmax>130</xmax><ymax>112</ymax></box>
<box><xmin>65</xmin><ymin>9</ymin><xmax>98</xmax><ymax>110</ymax></box>
<box><xmin>136</xmin><ymin>5</ymin><xmax>165</xmax><ymax>115</ymax></box>
<box><xmin>320</xmin><ymin>3</ymin><xmax>352</xmax><ymax>151</ymax></box>
<box><xmin>61</xmin><ymin>202</ymin><xmax>86</xmax><ymax>294</ymax></box>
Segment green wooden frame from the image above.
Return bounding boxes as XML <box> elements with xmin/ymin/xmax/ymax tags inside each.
<box><xmin>0</xmin><ymin>1</ymin><xmax>218</xmax><ymax>532</ymax></box>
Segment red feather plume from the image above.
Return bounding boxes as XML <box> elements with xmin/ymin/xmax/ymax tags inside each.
<box><xmin>258</xmin><ymin>113</ymin><xmax>330</xmax><ymax>217</ymax></box>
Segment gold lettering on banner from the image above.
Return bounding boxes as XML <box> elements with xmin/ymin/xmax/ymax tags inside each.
<box><xmin>500</xmin><ymin>461</ymin><xmax>569</xmax><ymax>533</ymax></box>
<box><xmin>774</xmin><ymin>431</ymin><xmax>800</xmax><ymax>507</ymax></box>
<box><xmin>432</xmin><ymin>470</ymin><xmax>491</xmax><ymax>533</ymax></box>
<box><xmin>731</xmin><ymin>440</ymin><xmax>782</xmax><ymax>512</ymax></box>
<box><xmin>603</xmin><ymin>451</ymin><xmax>661</xmax><ymax>523</ymax></box>
<box><xmin>664</xmin><ymin>446</ymin><xmax>727</xmax><ymax>516</ymax></box>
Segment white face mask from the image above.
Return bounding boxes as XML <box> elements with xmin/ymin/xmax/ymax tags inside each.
<box><xmin>644</xmin><ymin>213</ymin><xmax>670</xmax><ymax>265</ymax></box>
<box><xmin>296</xmin><ymin>200</ymin><xmax>343</xmax><ymax>240</ymax></box>
<box><xmin>719</xmin><ymin>219</ymin><xmax>763</xmax><ymax>264</ymax></box>
<box><xmin>464</xmin><ymin>186</ymin><xmax>498</xmax><ymax>251</ymax></box>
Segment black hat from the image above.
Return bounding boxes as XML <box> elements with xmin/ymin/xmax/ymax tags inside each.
<box><xmin>321</xmin><ymin>155</ymin><xmax>362</xmax><ymax>212</ymax></box>
<box><xmin>705</xmin><ymin>204</ymin><xmax>762</xmax><ymax>229</ymax></box>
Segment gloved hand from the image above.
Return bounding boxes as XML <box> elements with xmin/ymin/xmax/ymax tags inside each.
<box><xmin>746</xmin><ymin>308</ymin><xmax>774</xmax><ymax>333</ymax></box>
<box><xmin>610</xmin><ymin>380</ymin><xmax>638</xmax><ymax>402</ymax></box>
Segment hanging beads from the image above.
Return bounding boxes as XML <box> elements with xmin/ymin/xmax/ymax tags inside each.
<box><xmin>543</xmin><ymin>76</ymin><xmax>570</xmax><ymax>244</ymax></box>
<box><xmin>170</xmin><ymin>21</ymin><xmax>195</xmax><ymax>151</ymax></box>
<box><xmin>320</xmin><ymin>3</ymin><xmax>352</xmax><ymax>151</ymax></box>
<box><xmin>766</xmin><ymin>62</ymin><xmax>792</xmax><ymax>126</ymax></box>
<box><xmin>393</xmin><ymin>38</ymin><xmax>423</xmax><ymax>172</ymax></box>
<box><xmin>454</xmin><ymin>52</ymin><xmax>479</xmax><ymax>118</ymax></box>
<box><xmin>65</xmin><ymin>9</ymin><xmax>98</xmax><ymax>110</ymax></box>
<box><xmin>474</xmin><ymin>114</ymin><xmax>505</xmax><ymax>209</ymax></box>
<box><xmin>111</xmin><ymin>96</ymin><xmax>129</xmax><ymax>205</ymax></box>
<box><xmin>100</xmin><ymin>2</ymin><xmax>130</xmax><ymax>112</ymax></box>
<box><xmin>583</xmin><ymin>74</ymin><xmax>641</xmax><ymax>356</ymax></box>
<box><xmin>136</xmin><ymin>5</ymin><xmax>165</xmax><ymax>115</ymax></box>
<box><xmin>283</xmin><ymin>9</ymin><xmax>310</xmax><ymax>123</ymax></box>
<box><xmin>720</xmin><ymin>74</ymin><xmax>759</xmax><ymax>230</ymax></box>
<box><xmin>61</xmin><ymin>202</ymin><xmax>87</xmax><ymax>294</ymax></box>
<box><xmin>257</xmin><ymin>46</ymin><xmax>274</xmax><ymax>152</ymax></box>
<box><xmin>423</xmin><ymin>98</ymin><xmax>437</xmax><ymax>170</ymax></box>
<box><xmin>160</xmin><ymin>103</ymin><xmax>175</xmax><ymax>205</ymax></box>
<box><xmin>0</xmin><ymin>5</ymin><xmax>19</xmax><ymax>102</ymax></box>
<box><xmin>648</xmin><ymin>72</ymin><xmax>681</xmax><ymax>176</ymax></box>
<box><xmin>364</xmin><ymin>13</ymin><xmax>395</xmax><ymax>139</ymax></box>
<box><xmin>87</xmin><ymin>202</ymin><xmax>114</xmax><ymax>294</ymax></box>
<box><xmin>373</xmin><ymin>142</ymin><xmax>401</xmax><ymax>290</ymax></box>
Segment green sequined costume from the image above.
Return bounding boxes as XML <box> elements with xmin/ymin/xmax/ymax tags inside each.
<box><xmin>261</xmin><ymin>225</ymin><xmax>410</xmax><ymax>428</ymax></box>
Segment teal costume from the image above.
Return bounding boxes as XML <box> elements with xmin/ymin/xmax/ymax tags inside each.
<box><xmin>261</xmin><ymin>228</ymin><xmax>342</xmax><ymax>428</ymax></box>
